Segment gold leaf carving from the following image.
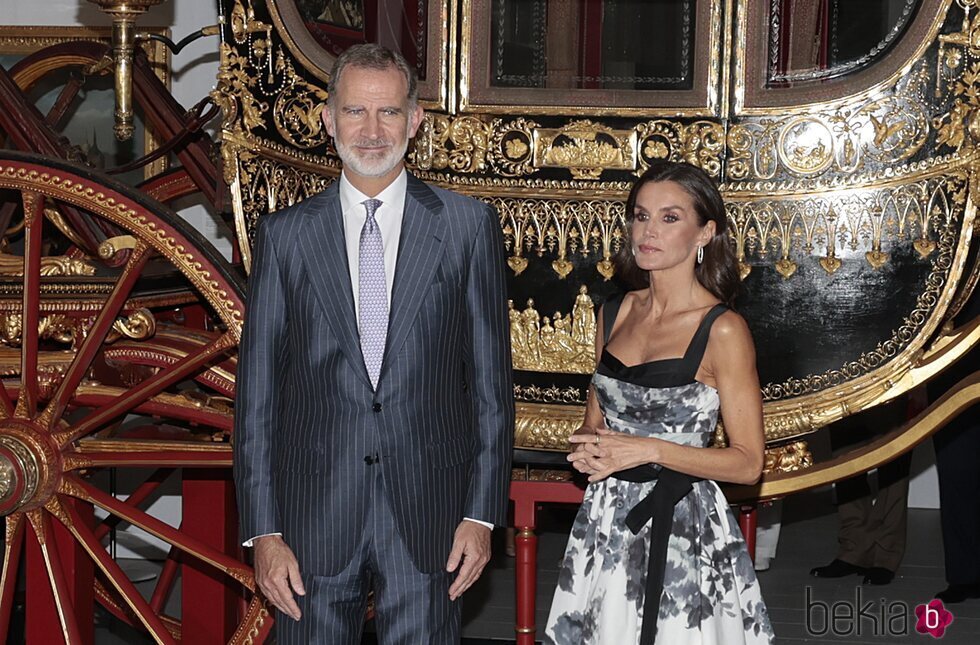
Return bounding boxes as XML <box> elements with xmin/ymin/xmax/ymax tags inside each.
<box><xmin>510</xmin><ymin>286</ymin><xmax>596</xmax><ymax>375</ymax></box>
<box><xmin>534</xmin><ymin>120</ymin><xmax>636</xmax><ymax>179</ymax></box>
<box><xmin>0</xmin><ymin>253</ymin><xmax>96</xmax><ymax>277</ymax></box>
<box><xmin>514</xmin><ymin>402</ymin><xmax>586</xmax><ymax>450</ymax></box>
<box><xmin>763</xmin><ymin>441</ymin><xmax>814</xmax><ymax>475</ymax></box>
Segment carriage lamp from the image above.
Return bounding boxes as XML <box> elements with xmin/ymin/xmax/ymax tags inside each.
<box><xmin>86</xmin><ymin>0</ymin><xmax>166</xmax><ymax>141</ymax></box>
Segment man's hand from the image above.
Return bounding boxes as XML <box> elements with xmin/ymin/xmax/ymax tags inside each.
<box><xmin>446</xmin><ymin>520</ymin><xmax>491</xmax><ymax>600</ymax></box>
<box><xmin>253</xmin><ymin>535</ymin><xmax>305</xmax><ymax>620</ymax></box>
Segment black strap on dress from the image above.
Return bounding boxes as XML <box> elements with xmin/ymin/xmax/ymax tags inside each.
<box><xmin>601</xmin><ymin>298</ymin><xmax>728</xmax><ymax>645</ymax></box>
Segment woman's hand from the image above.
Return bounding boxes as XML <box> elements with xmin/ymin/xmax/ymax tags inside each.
<box><xmin>567</xmin><ymin>427</ymin><xmax>658</xmax><ymax>482</ymax></box>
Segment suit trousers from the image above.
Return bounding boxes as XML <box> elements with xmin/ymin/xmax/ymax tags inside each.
<box><xmin>933</xmin><ymin>405</ymin><xmax>980</xmax><ymax>586</ymax></box>
<box><xmin>274</xmin><ymin>467</ymin><xmax>460</xmax><ymax>644</ymax></box>
<box><xmin>830</xmin><ymin>398</ymin><xmax>911</xmax><ymax>572</ymax></box>
<box><xmin>835</xmin><ymin>452</ymin><xmax>911</xmax><ymax>571</ymax></box>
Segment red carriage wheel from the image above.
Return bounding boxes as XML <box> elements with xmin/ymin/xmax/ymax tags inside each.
<box><xmin>0</xmin><ymin>150</ymin><xmax>271</xmax><ymax>644</ymax></box>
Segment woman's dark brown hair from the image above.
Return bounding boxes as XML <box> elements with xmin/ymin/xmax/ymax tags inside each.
<box><xmin>614</xmin><ymin>161</ymin><xmax>741</xmax><ymax>306</ymax></box>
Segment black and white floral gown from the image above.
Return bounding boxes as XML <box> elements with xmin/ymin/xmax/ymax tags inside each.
<box><xmin>545</xmin><ymin>298</ymin><xmax>774</xmax><ymax>645</ymax></box>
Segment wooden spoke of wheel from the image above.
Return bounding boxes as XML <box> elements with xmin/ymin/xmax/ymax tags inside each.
<box><xmin>15</xmin><ymin>189</ymin><xmax>44</xmax><ymax>420</ymax></box>
<box><xmin>93</xmin><ymin>469</ymin><xmax>174</xmax><ymax>542</ymax></box>
<box><xmin>67</xmin><ymin>446</ymin><xmax>232</xmax><ymax>469</ymax></box>
<box><xmin>149</xmin><ymin>542</ymin><xmax>181</xmax><ymax>614</ymax></box>
<box><xmin>54</xmin><ymin>331</ymin><xmax>237</xmax><ymax>447</ymax></box>
<box><xmin>48</xmin><ymin>496</ymin><xmax>177</xmax><ymax>645</ymax></box>
<box><xmin>27</xmin><ymin>508</ymin><xmax>83</xmax><ymax>644</ymax></box>
<box><xmin>38</xmin><ymin>239</ymin><xmax>153</xmax><ymax>431</ymax></box>
<box><xmin>60</xmin><ymin>474</ymin><xmax>254</xmax><ymax>591</ymax></box>
<box><xmin>70</xmin><ymin>385</ymin><xmax>233</xmax><ymax>434</ymax></box>
<box><xmin>0</xmin><ymin>513</ymin><xmax>25</xmax><ymax>643</ymax></box>
<box><xmin>95</xmin><ymin>578</ymin><xmax>181</xmax><ymax>640</ymax></box>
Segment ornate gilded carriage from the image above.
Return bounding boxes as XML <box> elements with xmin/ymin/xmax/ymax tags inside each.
<box><xmin>218</xmin><ymin>0</ymin><xmax>978</xmax><ymax>475</ymax></box>
<box><xmin>0</xmin><ymin>0</ymin><xmax>976</xmax><ymax>643</ymax></box>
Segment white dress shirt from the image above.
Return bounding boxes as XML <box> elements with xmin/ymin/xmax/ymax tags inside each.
<box><xmin>244</xmin><ymin>169</ymin><xmax>491</xmax><ymax>546</ymax></box>
<box><xmin>339</xmin><ymin>170</ymin><xmax>406</xmax><ymax>322</ymax></box>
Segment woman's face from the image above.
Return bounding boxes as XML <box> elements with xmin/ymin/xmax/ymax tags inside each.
<box><xmin>630</xmin><ymin>180</ymin><xmax>715</xmax><ymax>274</ymax></box>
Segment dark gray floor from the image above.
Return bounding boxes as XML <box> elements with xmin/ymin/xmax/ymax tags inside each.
<box><xmin>30</xmin><ymin>488</ymin><xmax>979</xmax><ymax>644</ymax></box>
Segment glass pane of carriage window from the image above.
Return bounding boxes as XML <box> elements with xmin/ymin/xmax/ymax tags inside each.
<box><xmin>768</xmin><ymin>0</ymin><xmax>920</xmax><ymax>85</ymax></box>
<box><xmin>489</xmin><ymin>0</ymin><xmax>695</xmax><ymax>90</ymax></box>
<box><xmin>294</xmin><ymin>0</ymin><xmax>428</xmax><ymax>80</ymax></box>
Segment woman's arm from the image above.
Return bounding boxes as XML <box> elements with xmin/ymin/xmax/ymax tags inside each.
<box><xmin>569</xmin><ymin>311</ymin><xmax>765</xmax><ymax>485</ymax></box>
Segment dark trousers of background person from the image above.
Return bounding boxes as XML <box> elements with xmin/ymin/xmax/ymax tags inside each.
<box><xmin>830</xmin><ymin>398</ymin><xmax>912</xmax><ymax>572</ymax></box>
<box><xmin>933</xmin><ymin>404</ymin><xmax>980</xmax><ymax>587</ymax></box>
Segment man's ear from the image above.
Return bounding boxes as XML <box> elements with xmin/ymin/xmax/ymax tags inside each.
<box><xmin>408</xmin><ymin>104</ymin><xmax>424</xmax><ymax>138</ymax></box>
<box><xmin>321</xmin><ymin>105</ymin><xmax>335</xmax><ymax>138</ymax></box>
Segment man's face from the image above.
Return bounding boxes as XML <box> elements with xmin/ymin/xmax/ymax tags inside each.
<box><xmin>323</xmin><ymin>65</ymin><xmax>424</xmax><ymax>181</ymax></box>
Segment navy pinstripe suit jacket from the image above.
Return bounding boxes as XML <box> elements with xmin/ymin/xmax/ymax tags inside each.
<box><xmin>233</xmin><ymin>174</ymin><xmax>514</xmax><ymax>576</ymax></box>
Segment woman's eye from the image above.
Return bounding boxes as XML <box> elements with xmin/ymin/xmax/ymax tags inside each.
<box><xmin>663</xmin><ymin>213</ymin><xmax>678</xmax><ymax>223</ymax></box>
<box><xmin>634</xmin><ymin>212</ymin><xmax>649</xmax><ymax>222</ymax></box>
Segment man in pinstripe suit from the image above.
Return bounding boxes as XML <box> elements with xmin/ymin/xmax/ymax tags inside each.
<box><xmin>233</xmin><ymin>44</ymin><xmax>514</xmax><ymax>643</ymax></box>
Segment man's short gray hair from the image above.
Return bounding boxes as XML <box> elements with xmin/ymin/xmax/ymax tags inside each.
<box><xmin>327</xmin><ymin>44</ymin><xmax>418</xmax><ymax>107</ymax></box>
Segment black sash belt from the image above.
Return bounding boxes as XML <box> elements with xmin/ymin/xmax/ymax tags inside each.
<box><xmin>613</xmin><ymin>465</ymin><xmax>703</xmax><ymax>645</ymax></box>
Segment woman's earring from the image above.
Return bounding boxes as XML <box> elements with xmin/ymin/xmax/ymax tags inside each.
<box><xmin>696</xmin><ymin>245</ymin><xmax>704</xmax><ymax>265</ymax></box>
<box><xmin>631</xmin><ymin>245</ymin><xmax>638</xmax><ymax>257</ymax></box>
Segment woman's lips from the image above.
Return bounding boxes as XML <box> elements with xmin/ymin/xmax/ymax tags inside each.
<box><xmin>637</xmin><ymin>244</ymin><xmax>660</xmax><ymax>253</ymax></box>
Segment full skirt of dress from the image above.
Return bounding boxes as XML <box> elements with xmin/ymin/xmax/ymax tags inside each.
<box><xmin>544</xmin><ymin>475</ymin><xmax>774</xmax><ymax>645</ymax></box>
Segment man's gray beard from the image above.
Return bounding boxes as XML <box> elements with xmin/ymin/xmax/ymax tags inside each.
<box><xmin>334</xmin><ymin>134</ymin><xmax>410</xmax><ymax>178</ymax></box>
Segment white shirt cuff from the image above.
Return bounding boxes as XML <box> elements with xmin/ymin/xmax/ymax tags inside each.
<box><xmin>463</xmin><ymin>517</ymin><xmax>494</xmax><ymax>530</ymax></box>
<box><xmin>242</xmin><ymin>532</ymin><xmax>282</xmax><ymax>547</ymax></box>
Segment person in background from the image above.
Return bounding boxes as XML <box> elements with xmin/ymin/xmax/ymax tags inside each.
<box><xmin>810</xmin><ymin>396</ymin><xmax>914</xmax><ymax>586</ymax></box>
<box><xmin>930</xmin><ymin>293</ymin><xmax>980</xmax><ymax>604</ymax></box>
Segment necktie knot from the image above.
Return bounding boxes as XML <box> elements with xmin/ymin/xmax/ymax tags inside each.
<box><xmin>362</xmin><ymin>198</ymin><xmax>382</xmax><ymax>225</ymax></box>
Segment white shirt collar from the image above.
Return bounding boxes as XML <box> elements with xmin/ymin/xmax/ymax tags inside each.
<box><xmin>338</xmin><ymin>168</ymin><xmax>408</xmax><ymax>216</ymax></box>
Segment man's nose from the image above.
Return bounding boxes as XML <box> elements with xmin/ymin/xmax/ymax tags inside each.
<box><xmin>361</xmin><ymin>113</ymin><xmax>382</xmax><ymax>139</ymax></box>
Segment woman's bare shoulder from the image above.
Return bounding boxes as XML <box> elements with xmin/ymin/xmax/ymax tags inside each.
<box><xmin>708</xmin><ymin>309</ymin><xmax>754</xmax><ymax>345</ymax></box>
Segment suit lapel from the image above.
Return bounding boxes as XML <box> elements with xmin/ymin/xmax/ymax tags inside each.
<box><xmin>380</xmin><ymin>174</ymin><xmax>446</xmax><ymax>384</ymax></box>
<box><xmin>297</xmin><ymin>184</ymin><xmax>372</xmax><ymax>388</ymax></box>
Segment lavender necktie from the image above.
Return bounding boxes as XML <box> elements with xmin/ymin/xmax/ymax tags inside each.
<box><xmin>359</xmin><ymin>198</ymin><xmax>387</xmax><ymax>388</ymax></box>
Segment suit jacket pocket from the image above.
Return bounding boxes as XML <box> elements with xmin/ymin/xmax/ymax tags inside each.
<box><xmin>426</xmin><ymin>438</ymin><xmax>474</xmax><ymax>468</ymax></box>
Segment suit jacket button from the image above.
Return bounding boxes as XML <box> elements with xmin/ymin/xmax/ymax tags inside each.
<box><xmin>372</xmin><ymin>402</ymin><xmax>382</xmax><ymax>412</ymax></box>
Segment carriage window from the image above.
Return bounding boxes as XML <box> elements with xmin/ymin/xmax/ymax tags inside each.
<box><xmin>769</xmin><ymin>0</ymin><xmax>920</xmax><ymax>85</ymax></box>
<box><xmin>294</xmin><ymin>0</ymin><xmax>428</xmax><ymax>79</ymax></box>
<box><xmin>489</xmin><ymin>0</ymin><xmax>696</xmax><ymax>90</ymax></box>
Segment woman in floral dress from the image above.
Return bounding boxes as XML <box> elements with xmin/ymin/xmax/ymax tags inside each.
<box><xmin>544</xmin><ymin>162</ymin><xmax>775</xmax><ymax>645</ymax></box>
